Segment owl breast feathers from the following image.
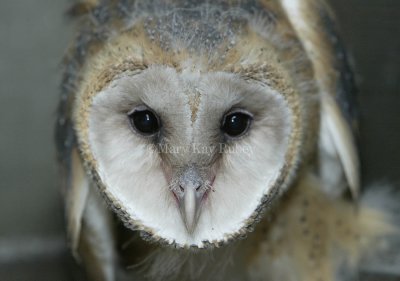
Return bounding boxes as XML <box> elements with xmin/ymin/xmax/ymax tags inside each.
<box><xmin>56</xmin><ymin>1</ymin><xmax>400</xmax><ymax>281</ymax></box>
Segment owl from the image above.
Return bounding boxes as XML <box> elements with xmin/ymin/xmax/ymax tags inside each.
<box><xmin>56</xmin><ymin>0</ymin><xmax>400</xmax><ymax>280</ymax></box>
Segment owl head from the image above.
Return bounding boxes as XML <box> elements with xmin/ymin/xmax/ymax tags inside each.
<box><xmin>72</xmin><ymin>13</ymin><xmax>316</xmax><ymax>248</ymax></box>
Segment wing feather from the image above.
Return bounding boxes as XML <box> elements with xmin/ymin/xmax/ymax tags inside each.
<box><xmin>281</xmin><ymin>0</ymin><xmax>360</xmax><ymax>197</ymax></box>
<box><xmin>66</xmin><ymin>148</ymin><xmax>90</xmax><ymax>259</ymax></box>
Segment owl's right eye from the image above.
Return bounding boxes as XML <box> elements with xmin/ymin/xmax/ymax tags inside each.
<box><xmin>221</xmin><ymin>110</ymin><xmax>253</xmax><ymax>138</ymax></box>
<box><xmin>128</xmin><ymin>107</ymin><xmax>160</xmax><ymax>136</ymax></box>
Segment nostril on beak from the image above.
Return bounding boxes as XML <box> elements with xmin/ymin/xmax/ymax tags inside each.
<box><xmin>179</xmin><ymin>184</ymin><xmax>202</xmax><ymax>193</ymax></box>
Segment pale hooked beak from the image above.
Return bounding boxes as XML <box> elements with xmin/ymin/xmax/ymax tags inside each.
<box><xmin>177</xmin><ymin>183</ymin><xmax>206</xmax><ymax>233</ymax></box>
<box><xmin>173</xmin><ymin>167</ymin><xmax>207</xmax><ymax>233</ymax></box>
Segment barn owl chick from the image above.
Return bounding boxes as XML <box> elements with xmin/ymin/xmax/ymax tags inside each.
<box><xmin>56</xmin><ymin>0</ymin><xmax>400</xmax><ymax>280</ymax></box>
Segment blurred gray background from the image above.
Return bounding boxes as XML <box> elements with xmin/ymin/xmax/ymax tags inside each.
<box><xmin>0</xmin><ymin>0</ymin><xmax>399</xmax><ymax>280</ymax></box>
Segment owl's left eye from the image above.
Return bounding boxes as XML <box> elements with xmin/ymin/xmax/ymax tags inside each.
<box><xmin>221</xmin><ymin>110</ymin><xmax>253</xmax><ymax>138</ymax></box>
<box><xmin>128</xmin><ymin>107</ymin><xmax>160</xmax><ymax>136</ymax></box>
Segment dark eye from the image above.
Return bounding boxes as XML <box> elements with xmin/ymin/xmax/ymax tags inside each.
<box><xmin>128</xmin><ymin>107</ymin><xmax>160</xmax><ymax>136</ymax></box>
<box><xmin>221</xmin><ymin>111</ymin><xmax>252</xmax><ymax>138</ymax></box>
